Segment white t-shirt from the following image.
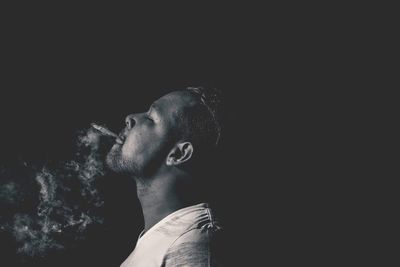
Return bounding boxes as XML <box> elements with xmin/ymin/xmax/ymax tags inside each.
<box><xmin>120</xmin><ymin>203</ymin><xmax>223</xmax><ymax>267</ymax></box>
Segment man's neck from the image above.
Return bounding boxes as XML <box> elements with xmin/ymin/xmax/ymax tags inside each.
<box><xmin>135</xmin><ymin>175</ymin><xmax>189</xmax><ymax>233</ymax></box>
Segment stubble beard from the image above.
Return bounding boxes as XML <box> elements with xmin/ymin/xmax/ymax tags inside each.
<box><xmin>106</xmin><ymin>141</ymin><xmax>169</xmax><ymax>183</ymax></box>
<box><xmin>106</xmin><ymin>144</ymin><xmax>140</xmax><ymax>176</ymax></box>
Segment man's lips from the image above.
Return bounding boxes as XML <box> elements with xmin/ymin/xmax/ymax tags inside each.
<box><xmin>115</xmin><ymin>133</ymin><xmax>126</xmax><ymax>145</ymax></box>
<box><xmin>115</xmin><ymin>128</ymin><xmax>129</xmax><ymax>145</ymax></box>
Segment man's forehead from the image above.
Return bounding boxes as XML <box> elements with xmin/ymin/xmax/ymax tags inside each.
<box><xmin>152</xmin><ymin>91</ymin><xmax>197</xmax><ymax>112</ymax></box>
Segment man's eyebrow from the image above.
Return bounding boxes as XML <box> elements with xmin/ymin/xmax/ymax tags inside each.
<box><xmin>149</xmin><ymin>103</ymin><xmax>160</xmax><ymax>114</ymax></box>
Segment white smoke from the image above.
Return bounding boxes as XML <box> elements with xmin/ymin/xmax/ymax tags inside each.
<box><xmin>12</xmin><ymin>213</ymin><xmax>64</xmax><ymax>257</ymax></box>
<box><xmin>0</xmin><ymin>126</ymin><xmax>109</xmax><ymax>258</ymax></box>
<box><xmin>0</xmin><ymin>182</ymin><xmax>22</xmax><ymax>204</ymax></box>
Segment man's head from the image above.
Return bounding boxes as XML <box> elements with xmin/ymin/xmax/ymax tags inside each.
<box><xmin>106</xmin><ymin>87</ymin><xmax>221</xmax><ymax>179</ymax></box>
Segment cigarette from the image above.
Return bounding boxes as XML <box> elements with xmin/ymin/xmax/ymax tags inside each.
<box><xmin>91</xmin><ymin>123</ymin><xmax>118</xmax><ymax>138</ymax></box>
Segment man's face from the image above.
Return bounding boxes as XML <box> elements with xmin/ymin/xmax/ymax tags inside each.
<box><xmin>106</xmin><ymin>91</ymin><xmax>196</xmax><ymax>176</ymax></box>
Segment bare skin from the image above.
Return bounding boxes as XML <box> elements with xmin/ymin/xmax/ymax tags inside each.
<box><xmin>106</xmin><ymin>91</ymin><xmax>200</xmax><ymax>232</ymax></box>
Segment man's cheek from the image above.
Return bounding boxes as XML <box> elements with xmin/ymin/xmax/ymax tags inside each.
<box><xmin>121</xmin><ymin>139</ymin><xmax>147</xmax><ymax>160</ymax></box>
<box><xmin>121</xmin><ymin>143</ymin><xmax>135</xmax><ymax>159</ymax></box>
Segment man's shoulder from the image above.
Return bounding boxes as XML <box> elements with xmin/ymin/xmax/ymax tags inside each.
<box><xmin>173</xmin><ymin>223</ymin><xmax>222</xmax><ymax>244</ymax></box>
<box><xmin>163</xmin><ymin>226</ymin><xmax>225</xmax><ymax>267</ymax></box>
<box><xmin>154</xmin><ymin>203</ymin><xmax>220</xmax><ymax>238</ymax></box>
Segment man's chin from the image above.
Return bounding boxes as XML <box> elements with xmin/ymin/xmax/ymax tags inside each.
<box><xmin>106</xmin><ymin>146</ymin><xmax>139</xmax><ymax>176</ymax></box>
<box><xmin>106</xmin><ymin>146</ymin><xmax>124</xmax><ymax>173</ymax></box>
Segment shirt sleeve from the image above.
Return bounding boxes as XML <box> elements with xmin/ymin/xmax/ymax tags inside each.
<box><xmin>162</xmin><ymin>228</ymin><xmax>223</xmax><ymax>267</ymax></box>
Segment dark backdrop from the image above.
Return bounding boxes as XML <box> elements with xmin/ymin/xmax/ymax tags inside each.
<box><xmin>0</xmin><ymin>4</ymin><xmax>341</xmax><ymax>267</ymax></box>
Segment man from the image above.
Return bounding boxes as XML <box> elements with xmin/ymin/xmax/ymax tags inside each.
<box><xmin>106</xmin><ymin>87</ymin><xmax>224</xmax><ymax>267</ymax></box>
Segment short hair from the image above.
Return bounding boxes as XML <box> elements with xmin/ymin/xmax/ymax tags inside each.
<box><xmin>180</xmin><ymin>87</ymin><xmax>222</xmax><ymax>153</ymax></box>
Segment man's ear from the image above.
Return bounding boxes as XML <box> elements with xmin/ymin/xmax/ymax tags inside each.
<box><xmin>166</xmin><ymin>142</ymin><xmax>194</xmax><ymax>166</ymax></box>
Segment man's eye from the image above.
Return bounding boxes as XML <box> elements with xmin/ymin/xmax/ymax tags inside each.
<box><xmin>146</xmin><ymin>115</ymin><xmax>154</xmax><ymax>122</ymax></box>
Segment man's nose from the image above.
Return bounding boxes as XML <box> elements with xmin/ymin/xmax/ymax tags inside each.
<box><xmin>125</xmin><ymin>114</ymin><xmax>136</xmax><ymax>129</ymax></box>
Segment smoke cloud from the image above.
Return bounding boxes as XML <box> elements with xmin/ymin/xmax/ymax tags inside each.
<box><xmin>0</xmin><ymin>126</ymin><xmax>109</xmax><ymax>258</ymax></box>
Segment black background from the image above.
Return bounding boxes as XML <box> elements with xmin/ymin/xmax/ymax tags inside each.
<box><xmin>0</xmin><ymin>3</ymin><xmax>348</xmax><ymax>267</ymax></box>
